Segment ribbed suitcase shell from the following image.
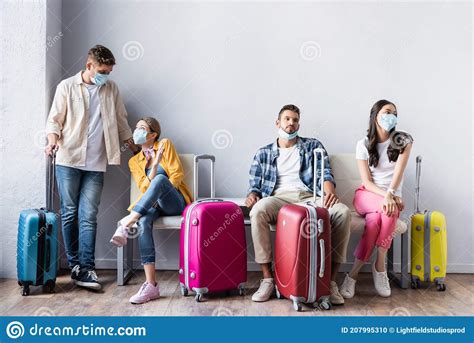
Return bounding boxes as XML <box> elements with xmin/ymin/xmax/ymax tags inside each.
<box><xmin>274</xmin><ymin>203</ymin><xmax>332</xmax><ymax>311</ymax></box>
<box><xmin>179</xmin><ymin>200</ymin><xmax>247</xmax><ymax>300</ymax></box>
<box><xmin>17</xmin><ymin>208</ymin><xmax>58</xmax><ymax>294</ymax></box>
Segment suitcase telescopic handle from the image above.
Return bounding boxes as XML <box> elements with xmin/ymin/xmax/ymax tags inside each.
<box><xmin>313</xmin><ymin>148</ymin><xmax>326</xmax><ymax>207</ymax></box>
<box><xmin>319</xmin><ymin>239</ymin><xmax>325</xmax><ymax>278</ymax></box>
<box><xmin>414</xmin><ymin>155</ymin><xmax>422</xmax><ymax>213</ymax></box>
<box><xmin>46</xmin><ymin>151</ymin><xmax>56</xmax><ymax>212</ymax></box>
<box><xmin>193</xmin><ymin>155</ymin><xmax>216</xmax><ymax>201</ymax></box>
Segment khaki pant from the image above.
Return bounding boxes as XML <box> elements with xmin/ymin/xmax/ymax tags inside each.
<box><xmin>250</xmin><ymin>189</ymin><xmax>351</xmax><ymax>264</ymax></box>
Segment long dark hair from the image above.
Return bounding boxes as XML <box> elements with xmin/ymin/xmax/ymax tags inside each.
<box><xmin>366</xmin><ymin>100</ymin><xmax>411</xmax><ymax>167</ymax></box>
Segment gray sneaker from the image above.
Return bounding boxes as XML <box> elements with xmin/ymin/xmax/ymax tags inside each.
<box><xmin>330</xmin><ymin>281</ymin><xmax>345</xmax><ymax>305</ymax></box>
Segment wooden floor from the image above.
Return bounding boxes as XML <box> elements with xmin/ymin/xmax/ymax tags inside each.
<box><xmin>1</xmin><ymin>271</ymin><xmax>472</xmax><ymax>316</ymax></box>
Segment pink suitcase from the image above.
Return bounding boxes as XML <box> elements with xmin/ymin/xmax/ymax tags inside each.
<box><xmin>179</xmin><ymin>156</ymin><xmax>247</xmax><ymax>302</ymax></box>
<box><xmin>274</xmin><ymin>148</ymin><xmax>332</xmax><ymax>311</ymax></box>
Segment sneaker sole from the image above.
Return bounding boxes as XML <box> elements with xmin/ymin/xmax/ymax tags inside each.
<box><xmin>330</xmin><ymin>298</ymin><xmax>345</xmax><ymax>305</ymax></box>
<box><xmin>75</xmin><ymin>280</ymin><xmax>102</xmax><ymax>290</ymax></box>
<box><xmin>340</xmin><ymin>293</ymin><xmax>355</xmax><ymax>299</ymax></box>
<box><xmin>130</xmin><ymin>296</ymin><xmax>160</xmax><ymax>305</ymax></box>
<box><xmin>251</xmin><ymin>296</ymin><xmax>272</xmax><ymax>302</ymax></box>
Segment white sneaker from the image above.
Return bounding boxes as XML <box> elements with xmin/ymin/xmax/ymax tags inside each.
<box><xmin>339</xmin><ymin>274</ymin><xmax>357</xmax><ymax>299</ymax></box>
<box><xmin>329</xmin><ymin>281</ymin><xmax>344</xmax><ymax>305</ymax></box>
<box><xmin>372</xmin><ymin>263</ymin><xmax>391</xmax><ymax>297</ymax></box>
<box><xmin>251</xmin><ymin>278</ymin><xmax>275</xmax><ymax>302</ymax></box>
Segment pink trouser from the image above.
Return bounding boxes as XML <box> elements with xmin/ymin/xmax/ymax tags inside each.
<box><xmin>353</xmin><ymin>186</ymin><xmax>399</xmax><ymax>262</ymax></box>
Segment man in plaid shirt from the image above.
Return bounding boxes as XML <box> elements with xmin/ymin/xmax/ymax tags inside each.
<box><xmin>245</xmin><ymin>104</ymin><xmax>351</xmax><ymax>305</ymax></box>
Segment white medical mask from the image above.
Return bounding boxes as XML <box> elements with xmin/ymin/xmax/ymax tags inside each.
<box><xmin>90</xmin><ymin>72</ymin><xmax>109</xmax><ymax>86</ymax></box>
<box><xmin>378</xmin><ymin>113</ymin><xmax>398</xmax><ymax>132</ymax></box>
<box><xmin>278</xmin><ymin>127</ymin><xmax>298</xmax><ymax>140</ymax></box>
<box><xmin>133</xmin><ymin>128</ymin><xmax>148</xmax><ymax>145</ymax></box>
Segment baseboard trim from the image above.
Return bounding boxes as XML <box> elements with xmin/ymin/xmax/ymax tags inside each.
<box><xmin>60</xmin><ymin>259</ymin><xmax>474</xmax><ymax>274</ymax></box>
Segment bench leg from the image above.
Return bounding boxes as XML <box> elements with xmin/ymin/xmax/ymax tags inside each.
<box><xmin>117</xmin><ymin>238</ymin><xmax>134</xmax><ymax>286</ymax></box>
<box><xmin>387</xmin><ymin>232</ymin><xmax>410</xmax><ymax>289</ymax></box>
<box><xmin>400</xmin><ymin>231</ymin><xmax>410</xmax><ymax>289</ymax></box>
<box><xmin>387</xmin><ymin>240</ymin><xmax>394</xmax><ymax>274</ymax></box>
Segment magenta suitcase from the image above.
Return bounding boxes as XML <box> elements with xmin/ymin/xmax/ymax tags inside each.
<box><xmin>179</xmin><ymin>156</ymin><xmax>247</xmax><ymax>302</ymax></box>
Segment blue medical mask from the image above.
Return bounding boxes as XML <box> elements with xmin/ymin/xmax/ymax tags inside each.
<box><xmin>133</xmin><ymin>128</ymin><xmax>148</xmax><ymax>145</ymax></box>
<box><xmin>278</xmin><ymin>127</ymin><xmax>298</xmax><ymax>140</ymax></box>
<box><xmin>378</xmin><ymin>113</ymin><xmax>398</xmax><ymax>132</ymax></box>
<box><xmin>91</xmin><ymin>72</ymin><xmax>109</xmax><ymax>86</ymax></box>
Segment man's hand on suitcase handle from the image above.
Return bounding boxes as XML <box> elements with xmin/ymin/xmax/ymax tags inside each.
<box><xmin>45</xmin><ymin>133</ymin><xmax>59</xmax><ymax>156</ymax></box>
<box><xmin>245</xmin><ymin>192</ymin><xmax>261</xmax><ymax>209</ymax></box>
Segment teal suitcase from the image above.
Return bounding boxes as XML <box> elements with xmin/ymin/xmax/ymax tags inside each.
<box><xmin>17</xmin><ymin>153</ymin><xmax>58</xmax><ymax>295</ymax></box>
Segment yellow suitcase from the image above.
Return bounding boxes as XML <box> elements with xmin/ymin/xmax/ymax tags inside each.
<box><xmin>410</xmin><ymin>156</ymin><xmax>447</xmax><ymax>291</ymax></box>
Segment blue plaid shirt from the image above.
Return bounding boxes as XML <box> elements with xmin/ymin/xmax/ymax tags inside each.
<box><xmin>247</xmin><ymin>137</ymin><xmax>335</xmax><ymax>198</ymax></box>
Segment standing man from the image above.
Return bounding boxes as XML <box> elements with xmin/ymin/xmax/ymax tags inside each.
<box><xmin>246</xmin><ymin>104</ymin><xmax>351</xmax><ymax>305</ymax></box>
<box><xmin>45</xmin><ymin>45</ymin><xmax>138</xmax><ymax>290</ymax></box>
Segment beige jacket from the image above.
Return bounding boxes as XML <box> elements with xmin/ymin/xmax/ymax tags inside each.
<box><xmin>46</xmin><ymin>71</ymin><xmax>132</xmax><ymax>167</ymax></box>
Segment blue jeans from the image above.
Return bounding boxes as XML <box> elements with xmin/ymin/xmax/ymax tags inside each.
<box><xmin>55</xmin><ymin>165</ymin><xmax>104</xmax><ymax>271</ymax></box>
<box><xmin>133</xmin><ymin>172</ymin><xmax>186</xmax><ymax>264</ymax></box>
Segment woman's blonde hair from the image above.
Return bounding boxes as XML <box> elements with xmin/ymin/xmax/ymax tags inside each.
<box><xmin>139</xmin><ymin>117</ymin><xmax>161</xmax><ymax>141</ymax></box>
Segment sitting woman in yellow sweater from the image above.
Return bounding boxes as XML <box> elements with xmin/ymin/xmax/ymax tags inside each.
<box><xmin>110</xmin><ymin>117</ymin><xmax>192</xmax><ymax>304</ymax></box>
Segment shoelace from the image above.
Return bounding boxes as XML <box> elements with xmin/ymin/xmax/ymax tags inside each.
<box><xmin>88</xmin><ymin>270</ymin><xmax>98</xmax><ymax>282</ymax></box>
<box><xmin>72</xmin><ymin>265</ymin><xmax>80</xmax><ymax>276</ymax></box>
<box><xmin>257</xmin><ymin>280</ymin><xmax>272</xmax><ymax>295</ymax></box>
<box><xmin>138</xmin><ymin>282</ymin><xmax>150</xmax><ymax>295</ymax></box>
<box><xmin>379</xmin><ymin>273</ymin><xmax>390</xmax><ymax>290</ymax></box>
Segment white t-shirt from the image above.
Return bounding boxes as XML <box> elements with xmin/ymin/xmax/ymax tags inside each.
<box><xmin>274</xmin><ymin>145</ymin><xmax>309</xmax><ymax>193</ymax></box>
<box><xmin>355</xmin><ymin>137</ymin><xmax>403</xmax><ymax>196</ymax></box>
<box><xmin>76</xmin><ymin>84</ymin><xmax>107</xmax><ymax>172</ymax></box>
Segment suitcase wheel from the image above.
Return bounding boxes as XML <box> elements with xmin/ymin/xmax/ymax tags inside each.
<box><xmin>436</xmin><ymin>282</ymin><xmax>446</xmax><ymax>292</ymax></box>
<box><xmin>275</xmin><ymin>287</ymin><xmax>281</xmax><ymax>299</ymax></box>
<box><xmin>43</xmin><ymin>280</ymin><xmax>56</xmax><ymax>294</ymax></box>
<box><xmin>195</xmin><ymin>293</ymin><xmax>203</xmax><ymax>302</ymax></box>
<box><xmin>180</xmin><ymin>285</ymin><xmax>189</xmax><ymax>297</ymax></box>
<box><xmin>238</xmin><ymin>285</ymin><xmax>245</xmax><ymax>296</ymax></box>
<box><xmin>411</xmin><ymin>279</ymin><xmax>421</xmax><ymax>289</ymax></box>
<box><xmin>21</xmin><ymin>286</ymin><xmax>30</xmax><ymax>296</ymax></box>
<box><xmin>293</xmin><ymin>301</ymin><xmax>302</xmax><ymax>312</ymax></box>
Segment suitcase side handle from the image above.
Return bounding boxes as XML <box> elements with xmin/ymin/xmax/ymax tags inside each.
<box><xmin>45</xmin><ymin>239</ymin><xmax>51</xmax><ymax>273</ymax></box>
<box><xmin>414</xmin><ymin>155</ymin><xmax>422</xmax><ymax>213</ymax></box>
<box><xmin>193</xmin><ymin>155</ymin><xmax>216</xmax><ymax>201</ymax></box>
<box><xmin>313</xmin><ymin>148</ymin><xmax>326</xmax><ymax>207</ymax></box>
<box><xmin>195</xmin><ymin>198</ymin><xmax>224</xmax><ymax>204</ymax></box>
<box><xmin>319</xmin><ymin>239</ymin><xmax>325</xmax><ymax>278</ymax></box>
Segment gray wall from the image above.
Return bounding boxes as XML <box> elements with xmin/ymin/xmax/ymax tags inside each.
<box><xmin>60</xmin><ymin>0</ymin><xmax>472</xmax><ymax>273</ymax></box>
<box><xmin>1</xmin><ymin>1</ymin><xmax>471</xmax><ymax>278</ymax></box>
<box><xmin>1</xmin><ymin>0</ymin><xmax>62</xmax><ymax>278</ymax></box>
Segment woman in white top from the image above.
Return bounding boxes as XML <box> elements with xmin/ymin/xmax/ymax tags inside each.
<box><xmin>340</xmin><ymin>100</ymin><xmax>413</xmax><ymax>298</ymax></box>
